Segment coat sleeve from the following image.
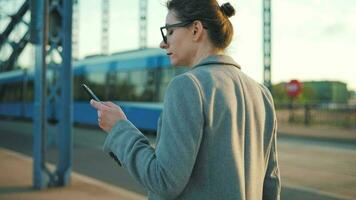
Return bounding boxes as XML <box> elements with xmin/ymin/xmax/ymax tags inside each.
<box><xmin>103</xmin><ymin>74</ymin><xmax>204</xmax><ymax>199</ymax></box>
<box><xmin>263</xmin><ymin>119</ymin><xmax>281</xmax><ymax>200</ymax></box>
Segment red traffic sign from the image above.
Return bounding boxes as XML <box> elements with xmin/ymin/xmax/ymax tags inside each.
<box><xmin>286</xmin><ymin>80</ymin><xmax>302</xmax><ymax>97</ymax></box>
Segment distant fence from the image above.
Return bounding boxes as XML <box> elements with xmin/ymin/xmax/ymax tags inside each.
<box><xmin>276</xmin><ymin>104</ymin><xmax>356</xmax><ymax>129</ymax></box>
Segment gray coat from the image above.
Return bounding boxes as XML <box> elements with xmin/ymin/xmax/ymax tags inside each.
<box><xmin>103</xmin><ymin>55</ymin><xmax>281</xmax><ymax>200</ymax></box>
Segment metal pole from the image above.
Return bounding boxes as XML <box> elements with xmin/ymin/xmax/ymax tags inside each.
<box><xmin>101</xmin><ymin>0</ymin><xmax>109</xmax><ymax>55</ymax></box>
<box><xmin>139</xmin><ymin>0</ymin><xmax>147</xmax><ymax>49</ymax></box>
<box><xmin>72</xmin><ymin>0</ymin><xmax>79</xmax><ymax>60</ymax></box>
<box><xmin>263</xmin><ymin>0</ymin><xmax>272</xmax><ymax>92</ymax></box>
<box><xmin>32</xmin><ymin>0</ymin><xmax>73</xmax><ymax>188</ymax></box>
<box><xmin>33</xmin><ymin>0</ymin><xmax>49</xmax><ymax>189</ymax></box>
<box><xmin>56</xmin><ymin>0</ymin><xmax>73</xmax><ymax>186</ymax></box>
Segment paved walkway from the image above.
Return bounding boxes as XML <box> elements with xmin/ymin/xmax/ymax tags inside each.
<box><xmin>0</xmin><ymin>148</ymin><xmax>146</xmax><ymax>200</ymax></box>
<box><xmin>1</xmin><ymin>120</ymin><xmax>355</xmax><ymax>199</ymax></box>
<box><xmin>278</xmin><ymin>123</ymin><xmax>356</xmax><ymax>143</ymax></box>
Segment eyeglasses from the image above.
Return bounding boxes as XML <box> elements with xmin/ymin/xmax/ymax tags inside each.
<box><xmin>160</xmin><ymin>21</ymin><xmax>194</xmax><ymax>44</ymax></box>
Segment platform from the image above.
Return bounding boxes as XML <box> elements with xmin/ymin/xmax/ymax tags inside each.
<box><xmin>0</xmin><ymin>148</ymin><xmax>146</xmax><ymax>200</ymax></box>
<box><xmin>1</xmin><ymin>120</ymin><xmax>356</xmax><ymax>200</ymax></box>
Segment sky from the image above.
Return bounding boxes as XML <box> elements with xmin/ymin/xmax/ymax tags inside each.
<box><xmin>2</xmin><ymin>0</ymin><xmax>356</xmax><ymax>90</ymax></box>
<box><xmin>78</xmin><ymin>0</ymin><xmax>356</xmax><ymax>91</ymax></box>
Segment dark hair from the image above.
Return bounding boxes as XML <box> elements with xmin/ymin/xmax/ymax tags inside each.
<box><xmin>166</xmin><ymin>0</ymin><xmax>236</xmax><ymax>50</ymax></box>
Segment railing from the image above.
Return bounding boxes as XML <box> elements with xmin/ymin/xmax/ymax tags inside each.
<box><xmin>276</xmin><ymin>103</ymin><xmax>356</xmax><ymax>129</ymax></box>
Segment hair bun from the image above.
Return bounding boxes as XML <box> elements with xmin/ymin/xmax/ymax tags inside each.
<box><xmin>220</xmin><ymin>2</ymin><xmax>235</xmax><ymax>18</ymax></box>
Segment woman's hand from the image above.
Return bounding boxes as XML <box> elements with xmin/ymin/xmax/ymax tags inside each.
<box><xmin>90</xmin><ymin>100</ymin><xmax>127</xmax><ymax>132</ymax></box>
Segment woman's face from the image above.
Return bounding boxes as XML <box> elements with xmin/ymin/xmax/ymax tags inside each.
<box><xmin>159</xmin><ymin>11</ymin><xmax>195</xmax><ymax>67</ymax></box>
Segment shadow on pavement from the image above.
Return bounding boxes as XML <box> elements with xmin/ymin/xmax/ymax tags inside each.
<box><xmin>0</xmin><ymin>186</ymin><xmax>34</xmax><ymax>194</ymax></box>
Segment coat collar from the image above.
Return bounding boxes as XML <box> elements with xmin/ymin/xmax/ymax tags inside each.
<box><xmin>192</xmin><ymin>55</ymin><xmax>241</xmax><ymax>70</ymax></box>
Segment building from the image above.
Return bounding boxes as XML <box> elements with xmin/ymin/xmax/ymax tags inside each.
<box><xmin>272</xmin><ymin>80</ymin><xmax>350</xmax><ymax>105</ymax></box>
<box><xmin>303</xmin><ymin>81</ymin><xmax>349</xmax><ymax>104</ymax></box>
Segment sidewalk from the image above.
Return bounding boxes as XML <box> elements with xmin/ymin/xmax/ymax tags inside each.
<box><xmin>278</xmin><ymin>123</ymin><xmax>356</xmax><ymax>143</ymax></box>
<box><xmin>0</xmin><ymin>148</ymin><xmax>146</xmax><ymax>200</ymax></box>
<box><xmin>1</xmin><ymin>120</ymin><xmax>355</xmax><ymax>200</ymax></box>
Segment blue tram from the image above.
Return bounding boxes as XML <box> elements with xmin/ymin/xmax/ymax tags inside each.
<box><xmin>0</xmin><ymin>48</ymin><xmax>188</xmax><ymax>132</ymax></box>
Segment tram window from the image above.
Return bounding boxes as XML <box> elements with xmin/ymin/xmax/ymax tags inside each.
<box><xmin>13</xmin><ymin>82</ymin><xmax>22</xmax><ymax>101</ymax></box>
<box><xmin>88</xmin><ymin>72</ymin><xmax>105</xmax><ymax>85</ymax></box>
<box><xmin>131</xmin><ymin>70</ymin><xmax>146</xmax><ymax>101</ymax></box>
<box><xmin>142</xmin><ymin>69</ymin><xmax>157</xmax><ymax>102</ymax></box>
<box><xmin>2</xmin><ymin>84</ymin><xmax>9</xmax><ymax>101</ymax></box>
<box><xmin>6</xmin><ymin>83</ymin><xmax>17</xmax><ymax>101</ymax></box>
<box><xmin>116</xmin><ymin>71</ymin><xmax>135</xmax><ymax>101</ymax></box>
<box><xmin>2</xmin><ymin>83</ymin><xmax>16</xmax><ymax>101</ymax></box>
<box><xmin>136</xmin><ymin>86</ymin><xmax>145</xmax><ymax>99</ymax></box>
<box><xmin>1</xmin><ymin>84</ymin><xmax>7</xmax><ymax>102</ymax></box>
<box><xmin>24</xmin><ymin>80</ymin><xmax>34</xmax><ymax>101</ymax></box>
<box><xmin>130</xmin><ymin>70</ymin><xmax>145</xmax><ymax>85</ymax></box>
<box><xmin>105</xmin><ymin>71</ymin><xmax>117</xmax><ymax>100</ymax></box>
<box><xmin>87</xmin><ymin>72</ymin><xmax>106</xmax><ymax>101</ymax></box>
<box><xmin>117</xmin><ymin>71</ymin><xmax>128</xmax><ymax>82</ymax></box>
<box><xmin>6</xmin><ymin>84</ymin><xmax>11</xmax><ymax>101</ymax></box>
<box><xmin>147</xmin><ymin>69</ymin><xmax>156</xmax><ymax>84</ymax></box>
<box><xmin>0</xmin><ymin>85</ymin><xmax>6</xmax><ymax>102</ymax></box>
<box><xmin>73</xmin><ymin>74</ymin><xmax>88</xmax><ymax>101</ymax></box>
<box><xmin>112</xmin><ymin>69</ymin><xmax>157</xmax><ymax>102</ymax></box>
<box><xmin>4</xmin><ymin>84</ymin><xmax>11</xmax><ymax>101</ymax></box>
<box><xmin>0</xmin><ymin>86</ymin><xmax>3</xmax><ymax>102</ymax></box>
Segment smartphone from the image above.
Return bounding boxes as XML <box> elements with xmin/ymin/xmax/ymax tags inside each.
<box><xmin>81</xmin><ymin>84</ymin><xmax>101</xmax><ymax>102</ymax></box>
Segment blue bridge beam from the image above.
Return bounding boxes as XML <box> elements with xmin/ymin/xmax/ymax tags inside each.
<box><xmin>31</xmin><ymin>0</ymin><xmax>73</xmax><ymax>189</ymax></box>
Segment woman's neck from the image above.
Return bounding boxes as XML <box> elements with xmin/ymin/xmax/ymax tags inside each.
<box><xmin>190</xmin><ymin>44</ymin><xmax>224</xmax><ymax>67</ymax></box>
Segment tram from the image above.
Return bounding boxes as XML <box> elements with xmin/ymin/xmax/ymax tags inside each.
<box><xmin>0</xmin><ymin>48</ymin><xmax>188</xmax><ymax>132</ymax></box>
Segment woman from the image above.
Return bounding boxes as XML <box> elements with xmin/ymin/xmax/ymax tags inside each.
<box><xmin>90</xmin><ymin>0</ymin><xmax>281</xmax><ymax>199</ymax></box>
